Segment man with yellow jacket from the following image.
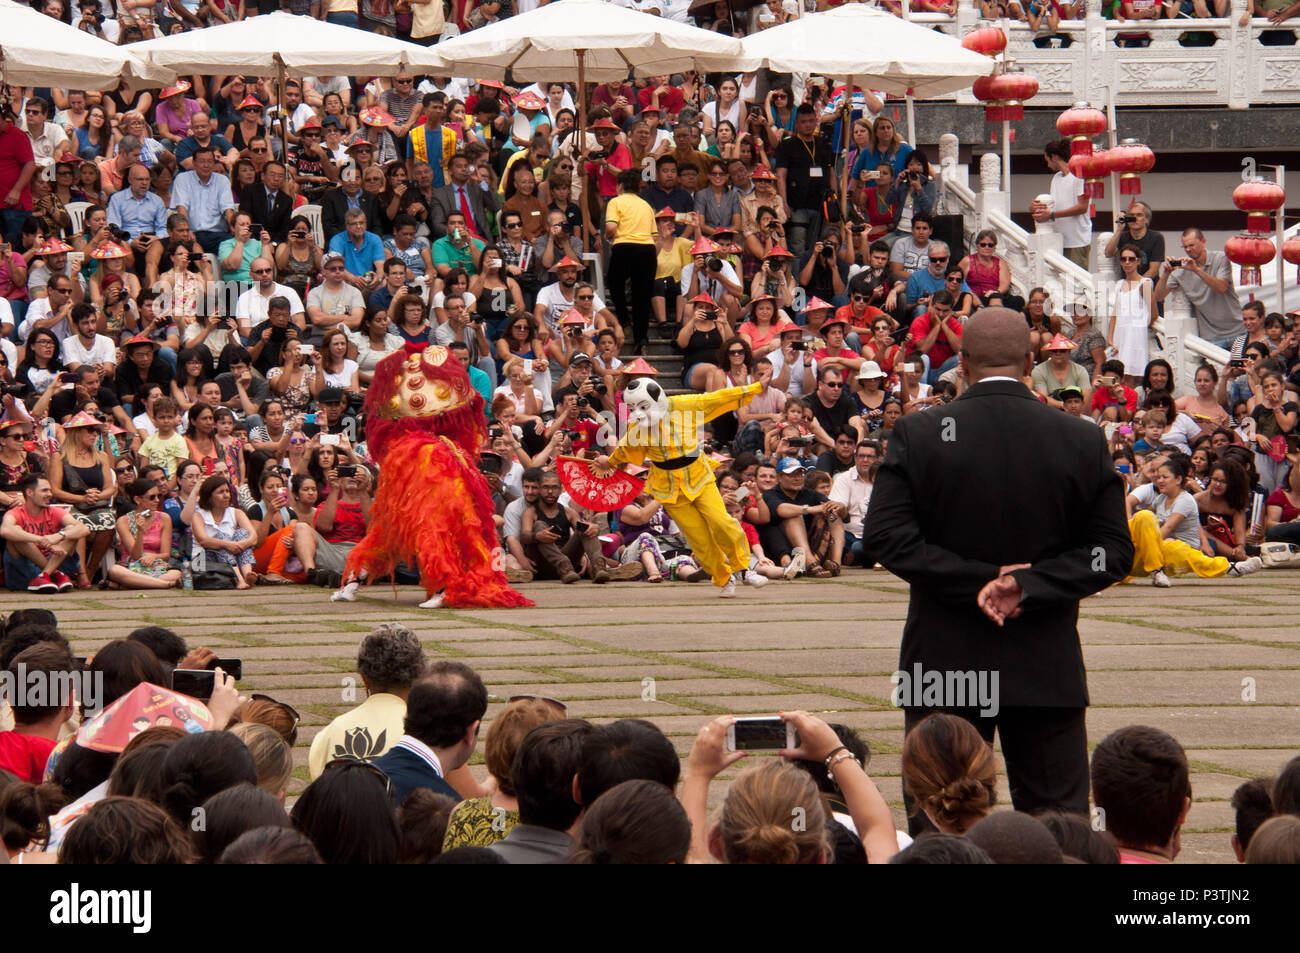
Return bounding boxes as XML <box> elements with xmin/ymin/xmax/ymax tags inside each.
<box><xmin>594</xmin><ymin>378</ymin><xmax>770</xmax><ymax>597</ymax></box>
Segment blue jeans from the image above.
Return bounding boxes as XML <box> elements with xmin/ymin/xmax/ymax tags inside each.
<box><xmin>928</xmin><ymin>355</ymin><xmax>958</xmax><ymax>386</ymax></box>
<box><xmin>4</xmin><ymin>546</ymin><xmax>79</xmax><ymax>590</ymax></box>
<box><xmin>158</xmin><ymin>346</ymin><xmax>178</xmax><ymax>373</ymax></box>
<box><xmin>194</xmin><ymin>230</ymin><xmax>229</xmax><ymax>255</ymax></box>
<box><xmin>0</xmin><ymin>209</ymin><xmax>31</xmax><ymax>242</ymax></box>
<box><xmin>326</xmin><ymin>11</ymin><xmax>360</xmax><ymax>27</ymax></box>
<box><xmin>843</xmin><ymin>531</ymin><xmax>865</xmax><ymax>565</ymax></box>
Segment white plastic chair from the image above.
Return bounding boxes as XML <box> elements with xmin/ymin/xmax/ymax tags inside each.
<box><xmin>65</xmin><ymin>201</ymin><xmax>90</xmax><ymax>238</ymax></box>
<box><xmin>297</xmin><ymin>204</ymin><xmax>325</xmax><ymax>249</ymax></box>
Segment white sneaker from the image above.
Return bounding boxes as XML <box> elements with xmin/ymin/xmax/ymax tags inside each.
<box><xmin>784</xmin><ymin>549</ymin><xmax>806</xmax><ymax>580</ymax></box>
<box><xmin>1150</xmin><ymin>569</ymin><xmax>1172</xmax><ymax>588</ymax></box>
<box><xmin>419</xmin><ymin>591</ymin><xmax>446</xmax><ymax>609</ymax></box>
<box><xmin>1229</xmin><ymin>556</ymin><xmax>1264</xmax><ymax>577</ymax></box>
<box><xmin>330</xmin><ymin>581</ymin><xmax>359</xmax><ymax>602</ymax></box>
<box><xmin>742</xmin><ymin>569</ymin><xmax>768</xmax><ymax>588</ymax></box>
<box><xmin>719</xmin><ymin>578</ymin><xmax>737</xmax><ymax>598</ymax></box>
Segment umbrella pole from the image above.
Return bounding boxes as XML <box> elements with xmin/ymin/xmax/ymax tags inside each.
<box><xmin>276</xmin><ymin>54</ymin><xmax>288</xmax><ymax>165</ymax></box>
<box><xmin>839</xmin><ymin>75</ymin><xmax>852</xmax><ymax>226</ymax></box>
<box><xmin>905</xmin><ymin>91</ymin><xmax>916</xmax><ymax>150</ymax></box>
<box><xmin>577</xmin><ymin>49</ymin><xmax>593</xmax><ymax>256</ymax></box>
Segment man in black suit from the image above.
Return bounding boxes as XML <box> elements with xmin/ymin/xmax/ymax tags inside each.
<box><xmin>371</xmin><ymin>661</ymin><xmax>487</xmax><ymax>806</ymax></box>
<box><xmin>863</xmin><ymin>307</ymin><xmax>1132</xmax><ymax>831</ymax></box>
<box><xmin>320</xmin><ymin>166</ymin><xmax>381</xmax><ymax>244</ymax></box>
<box><xmin>238</xmin><ymin>160</ymin><xmax>294</xmax><ymax>243</ymax></box>
<box><xmin>430</xmin><ymin>153</ymin><xmax>499</xmax><ymax>241</ymax></box>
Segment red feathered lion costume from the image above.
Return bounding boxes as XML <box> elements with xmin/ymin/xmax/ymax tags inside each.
<box><xmin>343</xmin><ymin>343</ymin><xmax>532</xmax><ymax>608</ymax></box>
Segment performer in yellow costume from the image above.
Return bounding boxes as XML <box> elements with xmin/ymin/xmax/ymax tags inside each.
<box><xmin>595</xmin><ymin>378</ymin><xmax>769</xmax><ymax>598</ymax></box>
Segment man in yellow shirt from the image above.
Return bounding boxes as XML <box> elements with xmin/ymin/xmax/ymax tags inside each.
<box><xmin>605</xmin><ymin>168</ymin><xmax>657</xmax><ymax>355</ymax></box>
<box><xmin>595</xmin><ymin>377</ymin><xmax>769</xmax><ymax>597</ymax></box>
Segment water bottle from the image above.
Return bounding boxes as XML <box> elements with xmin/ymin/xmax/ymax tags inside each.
<box><xmin>182</xmin><ymin>559</ymin><xmax>193</xmax><ymax>591</ymax></box>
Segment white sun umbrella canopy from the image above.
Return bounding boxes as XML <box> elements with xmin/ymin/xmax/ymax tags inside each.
<box><xmin>734</xmin><ymin>5</ymin><xmax>994</xmax><ymax>100</ymax></box>
<box><xmin>128</xmin><ymin>11</ymin><xmax>447</xmax><ymax>78</ymax></box>
<box><xmin>428</xmin><ymin>0</ymin><xmax>743</xmax><ymax>83</ymax></box>
<box><xmin>0</xmin><ymin>0</ymin><xmax>173</xmax><ymax>91</ymax></box>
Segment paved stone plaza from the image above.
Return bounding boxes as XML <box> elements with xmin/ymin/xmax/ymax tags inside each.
<box><xmin>10</xmin><ymin>569</ymin><xmax>1300</xmax><ymax>864</ymax></box>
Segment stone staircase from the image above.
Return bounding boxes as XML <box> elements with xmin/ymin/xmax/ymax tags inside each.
<box><xmin>623</xmin><ymin>327</ymin><xmax>689</xmax><ymax>395</ymax></box>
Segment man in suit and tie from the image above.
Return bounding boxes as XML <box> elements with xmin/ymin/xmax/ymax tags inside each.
<box><xmin>372</xmin><ymin>660</ymin><xmax>488</xmax><ymax>806</ymax></box>
<box><xmin>238</xmin><ymin>160</ymin><xmax>293</xmax><ymax>243</ymax></box>
<box><xmin>863</xmin><ymin>307</ymin><xmax>1133</xmax><ymax>831</ymax></box>
<box><xmin>431</xmin><ymin>153</ymin><xmax>499</xmax><ymax>241</ymax></box>
<box><xmin>320</xmin><ymin>165</ymin><xmax>381</xmax><ymax>243</ymax></box>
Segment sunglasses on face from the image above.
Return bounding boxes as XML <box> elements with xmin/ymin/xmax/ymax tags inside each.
<box><xmin>929</xmin><ymin>256</ymin><xmax>948</xmax><ymax>263</ymax></box>
<box><xmin>1120</xmin><ymin>256</ymin><xmax>1138</xmax><ymax>262</ymax></box>
<box><xmin>978</xmin><ymin>241</ymin><xmax>995</xmax><ymax>248</ymax></box>
<box><xmin>824</xmin><ymin>381</ymin><xmax>843</xmax><ymax>389</ymax></box>
<box><xmin>576</xmin><ymin>294</ymin><xmax>594</xmax><ymax>301</ymax></box>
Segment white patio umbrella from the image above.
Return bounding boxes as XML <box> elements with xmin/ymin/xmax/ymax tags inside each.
<box><xmin>429</xmin><ymin>0</ymin><xmax>743</xmax><ymax>83</ymax></box>
<box><xmin>0</xmin><ymin>0</ymin><xmax>173</xmax><ymax>91</ymax></box>
<box><xmin>128</xmin><ymin>11</ymin><xmax>447</xmax><ymax>79</ymax></box>
<box><xmin>431</xmin><ymin>0</ymin><xmax>743</xmax><ymax>246</ymax></box>
<box><xmin>130</xmin><ymin>12</ymin><xmax>449</xmax><ymax>165</ymax></box>
<box><xmin>736</xmin><ymin>6</ymin><xmax>994</xmax><ymax>218</ymax></box>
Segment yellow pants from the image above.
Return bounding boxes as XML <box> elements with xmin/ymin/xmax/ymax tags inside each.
<box><xmin>663</xmin><ymin>482</ymin><xmax>751</xmax><ymax>587</ymax></box>
<box><xmin>1124</xmin><ymin>510</ymin><xmax>1230</xmax><ymax>581</ymax></box>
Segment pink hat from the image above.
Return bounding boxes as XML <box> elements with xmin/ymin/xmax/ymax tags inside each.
<box><xmin>1044</xmin><ymin>333</ymin><xmax>1076</xmax><ymax>351</ymax></box>
<box><xmin>160</xmin><ymin>81</ymin><xmax>192</xmax><ymax>99</ymax></box>
<box><xmin>689</xmin><ymin>236</ymin><xmax>719</xmax><ymax>256</ymax></box>
<box><xmin>359</xmin><ymin>107</ymin><xmax>395</xmax><ymax>128</ymax></box>
<box><xmin>514</xmin><ymin>91</ymin><xmax>546</xmax><ymax>111</ymax></box>
<box><xmin>560</xmin><ymin>309</ymin><xmax>587</xmax><ymax>326</ymax></box>
<box><xmin>89</xmin><ymin>241</ymin><xmax>131</xmax><ymax>260</ymax></box>
<box><xmin>764</xmin><ymin>244</ymin><xmax>793</xmax><ymax>259</ymax></box>
<box><xmin>551</xmin><ymin>255</ymin><xmax>583</xmax><ymax>270</ymax></box>
<box><xmin>804</xmin><ymin>296</ymin><xmax>834</xmax><ymax>312</ymax></box>
<box><xmin>63</xmin><ymin>411</ymin><xmax>105</xmax><ymax>431</ymax></box>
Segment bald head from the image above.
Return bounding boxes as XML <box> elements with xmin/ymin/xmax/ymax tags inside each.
<box><xmin>960</xmin><ymin>308</ymin><xmax>1033</xmax><ymax>382</ymax></box>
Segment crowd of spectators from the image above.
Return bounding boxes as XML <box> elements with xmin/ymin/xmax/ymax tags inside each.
<box><xmin>3</xmin><ymin>614</ymin><xmax>1299</xmax><ymax>864</ymax></box>
<box><xmin>1</xmin><ymin>0</ymin><xmax>1298</xmax><ymax>595</ymax></box>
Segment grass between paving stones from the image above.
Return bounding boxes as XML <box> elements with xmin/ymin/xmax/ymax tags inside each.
<box><xmin>1082</xmin><ymin>613</ymin><xmax>1300</xmax><ymax>649</ymax></box>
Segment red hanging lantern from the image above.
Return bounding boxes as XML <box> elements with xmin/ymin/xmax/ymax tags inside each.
<box><xmin>1283</xmin><ymin>236</ymin><xmax>1300</xmax><ymax>284</ymax></box>
<box><xmin>1069</xmin><ymin>151</ymin><xmax>1109</xmax><ymax>200</ymax></box>
<box><xmin>1225</xmin><ymin>233</ymin><xmax>1276</xmax><ymax>287</ymax></box>
<box><xmin>972</xmin><ymin>75</ymin><xmax>1003</xmax><ymax>123</ymax></box>
<box><xmin>1056</xmin><ymin>102</ymin><xmax>1107</xmax><ymax>157</ymax></box>
<box><xmin>1232</xmin><ymin>180</ymin><xmax>1286</xmax><ymax>233</ymax></box>
<box><xmin>962</xmin><ymin>24</ymin><xmax>1007</xmax><ymax>57</ymax></box>
<box><xmin>989</xmin><ymin>69</ymin><xmax>1038</xmax><ymax>123</ymax></box>
<box><xmin>1106</xmin><ymin>139</ymin><xmax>1155</xmax><ymax>195</ymax></box>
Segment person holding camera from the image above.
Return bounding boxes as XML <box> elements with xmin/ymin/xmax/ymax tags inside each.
<box><xmin>552</xmin><ymin>352</ymin><xmax>615</xmax><ymax>418</ymax></box>
<box><xmin>1153</xmin><ymin>226</ymin><xmax>1241</xmax><ymax>346</ymax></box>
<box><xmin>797</xmin><ymin>227</ymin><xmax>850</xmax><ymax>307</ymax></box>
<box><xmin>536</xmin><ymin>208</ymin><xmax>584</xmax><ymax>278</ymax></box>
<box><xmin>883</xmin><ymin>150</ymin><xmax>937</xmax><ymax>241</ymax></box>
<box><xmin>1104</xmin><ymin>201</ymin><xmax>1164</xmax><ymax>281</ymax></box>
<box><xmin>747</xmin><ymin>245</ymin><xmax>796</xmax><ymax>316</ymax></box>
<box><xmin>677</xmin><ymin>293</ymin><xmax>734</xmax><ymax>392</ymax></box>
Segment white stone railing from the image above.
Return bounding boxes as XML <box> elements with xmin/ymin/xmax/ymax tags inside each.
<box><xmin>902</xmin><ymin>1</ymin><xmax>1300</xmax><ymax>109</ymax></box>
<box><xmin>937</xmin><ymin>135</ymin><xmax>1224</xmax><ymax>394</ymax></box>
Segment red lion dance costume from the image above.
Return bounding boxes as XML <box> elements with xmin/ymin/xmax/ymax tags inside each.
<box><xmin>341</xmin><ymin>343</ymin><xmax>533</xmax><ymax>609</ymax></box>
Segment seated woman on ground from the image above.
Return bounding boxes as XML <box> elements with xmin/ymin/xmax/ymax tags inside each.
<box><xmin>108</xmin><ymin>478</ymin><xmax>183</xmax><ymax>590</ymax></box>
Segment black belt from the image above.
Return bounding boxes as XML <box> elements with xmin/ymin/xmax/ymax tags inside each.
<box><xmin>651</xmin><ymin>453</ymin><xmax>700</xmax><ymax>471</ymax></box>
